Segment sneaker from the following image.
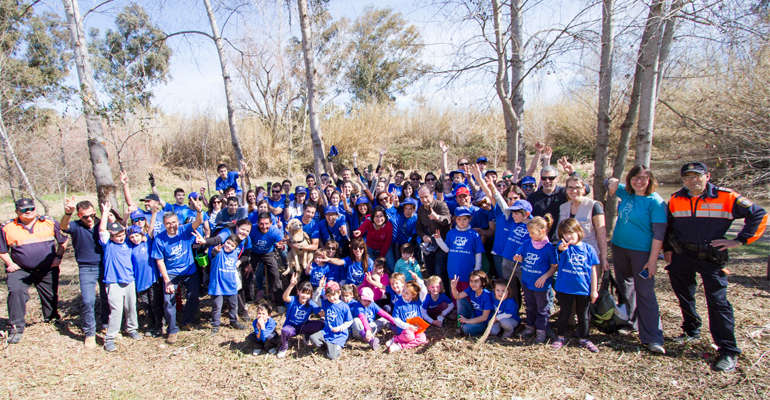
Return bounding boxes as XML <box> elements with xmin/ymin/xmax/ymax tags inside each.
<box><xmin>534</xmin><ymin>330</ymin><xmax>547</xmax><ymax>344</ymax></box>
<box><xmin>275</xmin><ymin>306</ymin><xmax>287</xmax><ymax>314</ymax></box>
<box><xmin>252</xmin><ymin>348</ymin><xmax>262</xmax><ymax>356</ymax></box>
<box><xmin>230</xmin><ymin>321</ymin><xmax>247</xmax><ymax>330</ymax></box>
<box><xmin>647</xmin><ymin>343</ymin><xmax>666</xmax><ymax>355</ymax></box>
<box><xmin>128</xmin><ymin>331</ymin><xmax>143</xmax><ymax>340</ymax></box>
<box><xmin>180</xmin><ymin>324</ymin><xmax>194</xmax><ymax>331</ymax></box>
<box><xmin>672</xmin><ymin>333</ymin><xmax>701</xmax><ymax>344</ymax></box>
<box><xmin>104</xmin><ymin>340</ymin><xmax>117</xmax><ymax>352</ymax></box>
<box><xmin>388</xmin><ymin>343</ymin><xmax>401</xmax><ymax>353</ymax></box>
<box><xmin>518</xmin><ymin>326</ymin><xmax>536</xmax><ymax>339</ymax></box>
<box><xmin>580</xmin><ymin>339</ymin><xmax>600</xmax><ymax>353</ymax></box>
<box><xmin>166</xmin><ymin>333</ymin><xmax>178</xmax><ymax>344</ymax></box>
<box><xmin>551</xmin><ymin>338</ymin><xmax>566</xmax><ymax>350</ymax></box>
<box><xmin>369</xmin><ymin>337</ymin><xmax>380</xmax><ymax>350</ymax></box>
<box><xmin>277</xmin><ymin>350</ymin><xmax>287</xmax><ymax>358</ymax></box>
<box><xmin>6</xmin><ymin>330</ymin><xmax>22</xmax><ymax>344</ymax></box>
<box><xmin>617</xmin><ymin>327</ymin><xmax>638</xmax><ymax>336</ymax></box>
<box><xmin>301</xmin><ymin>336</ymin><xmax>312</xmax><ymax>347</ymax></box>
<box><xmin>255</xmin><ymin>290</ymin><xmax>265</xmax><ymax>301</ymax></box>
<box><xmin>144</xmin><ymin>330</ymin><xmax>154</xmax><ymax>337</ymax></box>
<box><xmin>502</xmin><ymin>331</ymin><xmax>513</xmax><ymax>339</ymax></box>
<box><xmin>268</xmin><ymin>348</ymin><xmax>278</xmax><ymax>355</ymax></box>
<box><xmin>84</xmin><ymin>336</ymin><xmax>96</xmax><ymax>349</ymax></box>
<box><xmin>211</xmin><ymin>327</ymin><xmax>220</xmax><ymax>335</ymax></box>
<box><xmin>385</xmin><ymin>339</ymin><xmax>394</xmax><ymax>348</ymax></box>
<box><xmin>713</xmin><ymin>354</ymin><xmax>737</xmax><ymax>373</ymax></box>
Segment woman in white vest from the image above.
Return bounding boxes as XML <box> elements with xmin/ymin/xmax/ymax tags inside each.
<box><xmin>557</xmin><ymin>175</ymin><xmax>608</xmax><ymax>271</ymax></box>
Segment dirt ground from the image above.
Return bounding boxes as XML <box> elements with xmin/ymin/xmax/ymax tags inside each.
<box><xmin>1</xmin><ymin>242</ymin><xmax>768</xmax><ymax>399</ymax></box>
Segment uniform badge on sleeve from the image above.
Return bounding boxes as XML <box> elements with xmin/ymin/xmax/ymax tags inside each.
<box><xmin>737</xmin><ymin>196</ymin><xmax>753</xmax><ymax>208</ymax></box>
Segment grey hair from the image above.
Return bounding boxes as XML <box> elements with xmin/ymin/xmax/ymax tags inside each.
<box><xmin>162</xmin><ymin>212</ymin><xmax>178</xmax><ymax>222</ymax></box>
<box><xmin>541</xmin><ymin>166</ymin><xmax>558</xmax><ymax>176</ymax></box>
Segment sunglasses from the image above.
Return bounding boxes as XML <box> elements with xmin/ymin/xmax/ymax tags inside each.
<box><xmin>425</xmin><ymin>178</ymin><xmax>436</xmax><ymax>182</ymax></box>
<box><xmin>352</xmin><ymin>247</ymin><xmax>365</xmax><ymax>251</ymax></box>
<box><xmin>458</xmin><ymin>162</ymin><xmax>469</xmax><ymax>166</ymax></box>
<box><xmin>272</xmin><ymin>190</ymin><xmax>281</xmax><ymax>193</ymax></box>
<box><xmin>212</xmin><ymin>200</ymin><xmax>221</xmax><ymax>204</ymax></box>
<box><xmin>19</xmin><ymin>207</ymin><xmax>35</xmax><ymax>213</ymax></box>
<box><xmin>522</xmin><ymin>184</ymin><xmax>535</xmax><ymax>189</ymax></box>
<box><xmin>378</xmin><ymin>197</ymin><xmax>390</xmax><ymax>202</ymax></box>
<box><xmin>507</xmin><ymin>197</ymin><xmax>519</xmax><ymax>202</ymax></box>
<box><xmin>80</xmin><ymin>213</ymin><xmax>97</xmax><ymax>219</ymax></box>
<box><xmin>502</xmin><ymin>175</ymin><xmax>513</xmax><ymax>180</ymax></box>
<box><xmin>132</xmin><ymin>218</ymin><xmax>145</xmax><ymax>223</ymax></box>
<box><xmin>541</xmin><ymin>176</ymin><xmax>557</xmax><ymax>181</ymax></box>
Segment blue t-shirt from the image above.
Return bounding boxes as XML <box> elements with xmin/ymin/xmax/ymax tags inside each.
<box><xmin>139</xmin><ymin>210</ymin><xmax>166</xmax><ymax>237</ymax></box>
<box><xmin>249</xmin><ymin>225</ymin><xmax>284</xmax><ymax>255</ymax></box>
<box><xmin>307</xmin><ymin>262</ymin><xmax>342</xmax><ymax>286</ymax></box>
<box><xmin>392</xmin><ymin>298</ymin><xmax>423</xmax><ymax>334</ymax></box>
<box><xmin>213</xmin><ymin>229</ymin><xmax>251</xmax><ymax>257</ymax></box>
<box><xmin>285</xmin><ymin>296</ymin><xmax>321</xmax><ymax>326</ymax></box>
<box><xmin>100</xmin><ymin>236</ymin><xmax>134</xmax><ymax>285</ymax></box>
<box><xmin>422</xmin><ymin>293</ymin><xmax>452</xmax><ymax>311</ymax></box>
<box><xmin>267</xmin><ymin>197</ymin><xmax>286</xmax><ymax>224</ymax></box>
<box><xmin>344</xmin><ymin>256</ymin><xmax>374</xmax><ymax>285</ymax></box>
<box><xmin>555</xmin><ymin>242</ymin><xmax>600</xmax><ymax>296</ymax></box>
<box><xmin>492</xmin><ymin>205</ymin><xmax>513</xmax><ymax>256</ymax></box>
<box><xmin>130</xmin><ymin>237</ymin><xmax>158</xmax><ymax>292</ymax></box>
<box><xmin>445</xmin><ymin>228</ymin><xmax>484</xmax><ymax>282</ymax></box>
<box><xmin>319</xmin><ymin>218</ymin><xmax>347</xmax><ymax>245</ymax></box>
<box><xmin>612</xmin><ymin>183</ymin><xmax>667</xmax><ymax>252</ymax></box>
<box><xmin>178</xmin><ymin>208</ymin><xmax>209</xmax><ymax>237</ymax></box>
<box><xmin>151</xmin><ymin>223</ymin><xmax>196</xmax><ymax>276</ymax></box>
<box><xmin>516</xmin><ymin>240</ymin><xmax>558</xmax><ymax>292</ymax></box>
<box><xmin>208</xmin><ymin>248</ymin><xmax>240</xmax><ymax>296</ymax></box>
<box><xmin>395</xmin><ymin>212</ymin><xmax>417</xmax><ymax>246</ymax></box>
<box><xmin>463</xmin><ymin>287</ymin><xmax>494</xmax><ymax>320</ymax></box>
<box><xmin>353</xmin><ymin>301</ymin><xmax>383</xmax><ymax>324</ymax></box>
<box><xmin>216</xmin><ymin>171</ymin><xmax>242</xmax><ymax>195</ymax></box>
<box><xmin>320</xmin><ymin>299</ymin><xmax>352</xmax><ymax>346</ymax></box>
<box><xmin>387</xmin><ymin>183</ymin><xmax>403</xmax><ymax>197</ymax></box>
<box><xmin>501</xmin><ymin>221</ymin><xmax>530</xmax><ymax>261</ymax></box>
<box><xmin>290</xmin><ymin>216</ymin><xmax>320</xmax><ymax>240</ymax></box>
<box><xmin>247</xmin><ymin>210</ymin><xmax>278</xmax><ymax>227</ymax></box>
<box><xmin>493</xmin><ymin>297</ymin><xmax>521</xmax><ymax>321</ymax></box>
<box><xmin>383</xmin><ymin>205</ymin><xmax>399</xmax><ymax>240</ymax></box>
<box><xmin>252</xmin><ymin>317</ymin><xmax>277</xmax><ymax>342</ymax></box>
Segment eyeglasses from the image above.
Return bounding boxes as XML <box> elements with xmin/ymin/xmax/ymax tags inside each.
<box><xmin>79</xmin><ymin>213</ymin><xmax>96</xmax><ymax>220</ymax></box>
<box><xmin>541</xmin><ymin>176</ymin><xmax>557</xmax><ymax>181</ymax></box>
<box><xmin>566</xmin><ymin>186</ymin><xmax>583</xmax><ymax>191</ymax></box>
<box><xmin>19</xmin><ymin>207</ymin><xmax>35</xmax><ymax>213</ymax></box>
<box><xmin>458</xmin><ymin>162</ymin><xmax>469</xmax><ymax>166</ymax></box>
<box><xmin>632</xmin><ymin>176</ymin><xmax>650</xmax><ymax>182</ymax></box>
<box><xmin>132</xmin><ymin>218</ymin><xmax>145</xmax><ymax>223</ymax></box>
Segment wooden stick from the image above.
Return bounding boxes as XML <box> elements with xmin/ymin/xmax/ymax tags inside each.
<box><xmin>474</xmin><ymin>260</ymin><xmax>519</xmax><ymax>349</ymax></box>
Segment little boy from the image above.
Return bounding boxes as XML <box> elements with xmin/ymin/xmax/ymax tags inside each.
<box><xmin>209</xmin><ymin>236</ymin><xmax>248</xmax><ymax>334</ymax></box>
<box><xmin>394</xmin><ymin>243</ymin><xmax>421</xmax><ymax>281</ymax></box>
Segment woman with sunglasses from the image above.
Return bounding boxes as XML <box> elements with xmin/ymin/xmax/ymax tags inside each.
<box><xmin>207</xmin><ymin>195</ymin><xmax>223</xmax><ymax>223</ymax></box>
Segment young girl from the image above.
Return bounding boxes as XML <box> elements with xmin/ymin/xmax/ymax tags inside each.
<box><xmin>324</xmin><ymin>239</ymin><xmax>341</xmax><ymax>259</ymax></box>
<box><xmin>490</xmin><ymin>279</ymin><xmax>521</xmax><ymax>338</ymax></box>
<box><xmin>512</xmin><ymin>216</ymin><xmax>558</xmax><ymax>344</ymax></box>
<box><xmin>451</xmin><ymin>270</ymin><xmax>494</xmax><ymax>336</ymax></box>
<box><xmin>387</xmin><ymin>281</ymin><xmax>430</xmax><ymax>353</ymax></box>
<box><xmin>305</xmin><ymin>250</ymin><xmax>344</xmax><ymax>288</ymax></box>
<box><xmin>421</xmin><ymin>275</ymin><xmax>454</xmax><ymax>326</ymax></box>
<box><xmin>552</xmin><ymin>218</ymin><xmax>601</xmax><ymax>352</ymax></box>
<box><xmin>341</xmin><ymin>284</ymin><xmax>359</xmax><ymax>309</ymax></box>
<box><xmin>351</xmin><ymin>287</ymin><xmax>396</xmax><ymax>350</ymax></box>
<box><xmin>393</xmin><ymin>243</ymin><xmax>421</xmax><ymax>281</ymax></box>
<box><xmin>435</xmin><ymin>207</ymin><xmax>484</xmax><ymax>300</ymax></box>
<box><xmin>343</xmin><ymin>237</ymin><xmax>374</xmax><ymax>285</ymax></box>
<box><xmin>248</xmin><ymin>303</ymin><xmax>279</xmax><ymax>355</ymax></box>
<box><xmin>310</xmin><ymin>281</ymin><xmax>354</xmax><ymax>360</ymax></box>
<box><xmin>278</xmin><ymin>274</ymin><xmax>324</xmax><ymax>358</ymax></box>
<box><xmin>360</xmin><ymin>258</ymin><xmax>390</xmax><ymax>308</ymax></box>
<box><xmin>208</xmin><ymin>236</ymin><xmax>247</xmax><ymax>334</ymax></box>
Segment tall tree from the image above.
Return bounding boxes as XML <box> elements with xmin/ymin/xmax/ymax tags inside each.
<box><xmin>634</xmin><ymin>0</ymin><xmax>666</xmax><ymax>167</ymax></box>
<box><xmin>298</xmin><ymin>0</ymin><xmax>327</xmax><ymax>175</ymax></box>
<box><xmin>593</xmin><ymin>0</ymin><xmax>615</xmax><ymax>200</ymax></box>
<box><xmin>61</xmin><ymin>0</ymin><xmax>117</xmax><ymax>207</ymax></box>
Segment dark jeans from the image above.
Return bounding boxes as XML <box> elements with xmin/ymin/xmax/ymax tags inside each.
<box><xmin>7</xmin><ymin>267</ymin><xmax>59</xmax><ymax>332</ymax></box>
<box><xmin>555</xmin><ymin>292</ymin><xmax>591</xmax><ymax>339</ymax></box>
<box><xmin>423</xmin><ymin>247</ymin><xmax>449</xmax><ymax>293</ymax></box>
<box><xmin>523</xmin><ymin>287</ymin><xmax>549</xmax><ymax>331</ymax></box>
<box><xmin>162</xmin><ymin>271</ymin><xmax>200</xmax><ymax>335</ymax></box>
<box><xmin>247</xmin><ymin>332</ymin><xmax>280</xmax><ymax>351</ymax></box>
<box><xmin>668</xmin><ymin>252</ymin><xmax>740</xmax><ymax>355</ymax></box>
<box><xmin>78</xmin><ymin>265</ymin><xmax>109</xmax><ymax>337</ymax></box>
<box><xmin>251</xmin><ymin>252</ymin><xmax>283</xmax><ymax>304</ymax></box>
<box><xmin>137</xmin><ymin>280</ymin><xmax>164</xmax><ymax>331</ymax></box>
<box><xmin>211</xmin><ymin>294</ymin><xmax>238</xmax><ymax>327</ymax></box>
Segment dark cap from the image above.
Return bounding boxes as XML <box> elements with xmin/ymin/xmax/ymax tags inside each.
<box><xmin>295</xmin><ymin>186</ymin><xmax>307</xmax><ymax>195</ymax></box>
<box><xmin>681</xmin><ymin>162</ymin><xmax>708</xmax><ymax>176</ymax></box>
<box><xmin>106</xmin><ymin>222</ymin><xmax>124</xmax><ymax>234</ymax></box>
<box><xmin>15</xmin><ymin>198</ymin><xmax>34</xmax><ymax>210</ymax></box>
<box><xmin>141</xmin><ymin>193</ymin><xmax>160</xmax><ymax>202</ymax></box>
<box><xmin>476</xmin><ymin>157</ymin><xmax>488</xmax><ymax>164</ymax></box>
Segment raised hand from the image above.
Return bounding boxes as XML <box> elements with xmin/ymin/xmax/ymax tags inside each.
<box><xmin>534</xmin><ymin>141</ymin><xmax>545</xmax><ymax>152</ymax></box>
<box><xmin>558</xmin><ymin>238</ymin><xmax>569</xmax><ymax>252</ymax></box>
<box><xmin>379</xmin><ymin>148</ymin><xmax>387</xmax><ymax>156</ymax></box>
<box><xmin>339</xmin><ymin>224</ymin><xmax>348</xmax><ymax>237</ymax></box>
<box><xmin>433</xmin><ymin>229</ymin><xmax>441</xmax><ymax>239</ymax></box>
<box><xmin>409</xmin><ymin>271</ymin><xmax>419</xmax><ymax>281</ymax></box>
<box><xmin>119</xmin><ymin>170</ymin><xmax>129</xmax><ymax>185</ymax></box>
<box><xmin>290</xmin><ymin>273</ymin><xmax>299</xmax><ymax>287</ymax></box>
<box><xmin>101</xmin><ymin>201</ymin><xmax>112</xmax><ymax>212</ymax></box>
<box><xmin>352</xmin><ymin>151</ymin><xmax>358</xmax><ymax>158</ymax></box>
<box><xmin>450</xmin><ymin>275</ymin><xmax>459</xmax><ymax>288</ymax></box>
<box><xmin>63</xmin><ymin>195</ymin><xmax>76</xmax><ymax>215</ymax></box>
<box><xmin>542</xmin><ymin>146</ymin><xmax>553</xmax><ymax>158</ymax></box>
<box><xmin>191</xmin><ymin>230</ymin><xmax>207</xmax><ymax>245</ymax></box>
<box><xmin>388</xmin><ymin>164</ymin><xmax>395</xmax><ymax>176</ymax></box>
<box><xmin>148</xmin><ymin>173</ymin><xmax>156</xmax><ymax>187</ymax></box>
<box><xmin>319</xmin><ymin>276</ymin><xmax>327</xmax><ymax>288</ymax></box>
<box><xmin>439</xmin><ymin>140</ymin><xmax>449</xmax><ymax>153</ymax></box>
<box><xmin>190</xmin><ymin>197</ymin><xmax>203</xmax><ymax>212</ymax></box>
<box><xmin>199</xmin><ymin>187</ymin><xmax>206</xmax><ymax>195</ymax></box>
<box><xmin>127</xmin><ymin>204</ymin><xmax>138</xmax><ymax>213</ymax></box>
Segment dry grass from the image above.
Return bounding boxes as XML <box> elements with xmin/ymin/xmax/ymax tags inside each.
<box><xmin>1</xmin><ymin>243</ymin><xmax>768</xmax><ymax>399</ymax></box>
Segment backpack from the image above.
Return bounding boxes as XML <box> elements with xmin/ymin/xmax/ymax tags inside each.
<box><xmin>590</xmin><ymin>270</ymin><xmax>630</xmax><ymax>334</ymax></box>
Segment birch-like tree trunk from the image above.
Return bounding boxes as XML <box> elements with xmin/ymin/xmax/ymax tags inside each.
<box><xmin>202</xmin><ymin>0</ymin><xmax>250</xmax><ymax>186</ymax></box>
<box><xmin>0</xmin><ymin>102</ymin><xmax>48</xmax><ymax>214</ymax></box>
<box><xmin>298</xmin><ymin>0</ymin><xmax>327</xmax><ymax>175</ymax></box>
<box><xmin>492</xmin><ymin>0</ymin><xmax>522</xmax><ymax>171</ymax></box>
<box><xmin>593</xmin><ymin>0</ymin><xmax>615</xmax><ymax>200</ymax></box>
<box><xmin>511</xmin><ymin>0</ymin><xmax>526</xmax><ymax>172</ymax></box>
<box><xmin>62</xmin><ymin>0</ymin><xmax>117</xmax><ymax>208</ymax></box>
<box><xmin>634</xmin><ymin>0</ymin><xmax>666</xmax><ymax>167</ymax></box>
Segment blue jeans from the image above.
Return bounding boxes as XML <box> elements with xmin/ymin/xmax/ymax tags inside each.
<box><xmin>458</xmin><ymin>298</ymin><xmax>488</xmax><ymax>336</ymax></box>
<box><xmin>254</xmin><ymin>261</ymin><xmax>265</xmax><ymax>291</ymax></box>
<box><xmin>78</xmin><ymin>265</ymin><xmax>109</xmax><ymax>337</ymax></box>
<box><xmin>162</xmin><ymin>271</ymin><xmax>200</xmax><ymax>334</ymax></box>
<box><xmin>493</xmin><ymin>255</ymin><xmax>504</xmax><ymax>282</ymax></box>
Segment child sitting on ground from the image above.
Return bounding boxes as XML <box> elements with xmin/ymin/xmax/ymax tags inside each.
<box><xmin>386</xmin><ymin>280</ymin><xmax>430</xmax><ymax>353</ymax></box>
<box><xmin>421</xmin><ymin>275</ymin><xmax>454</xmax><ymax>326</ymax></box>
<box><xmin>310</xmin><ymin>281</ymin><xmax>354</xmax><ymax>360</ymax></box>
<box><xmin>359</xmin><ymin>258</ymin><xmax>390</xmax><ymax>308</ymax></box>
<box><xmin>351</xmin><ymin>287</ymin><xmax>397</xmax><ymax>350</ymax></box>
<box><xmin>393</xmin><ymin>243</ymin><xmax>421</xmax><ymax>281</ymax></box>
<box><xmin>207</xmin><ymin>235</ymin><xmax>248</xmax><ymax>333</ymax></box>
<box><xmin>490</xmin><ymin>279</ymin><xmax>521</xmax><ymax>338</ymax></box>
<box><xmin>248</xmin><ymin>303</ymin><xmax>279</xmax><ymax>355</ymax></box>
<box><xmin>278</xmin><ymin>274</ymin><xmax>324</xmax><ymax>358</ymax></box>
<box><xmin>451</xmin><ymin>270</ymin><xmax>494</xmax><ymax>336</ymax></box>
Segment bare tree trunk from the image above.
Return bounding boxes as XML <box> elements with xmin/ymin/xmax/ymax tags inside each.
<box><xmin>593</xmin><ymin>0</ymin><xmax>615</xmax><ymax>201</ymax></box>
<box><xmin>202</xmin><ymin>0</ymin><xmax>250</xmax><ymax>188</ymax></box>
<box><xmin>1</xmin><ymin>134</ymin><xmax>16</xmax><ymax>201</ymax></box>
<box><xmin>634</xmin><ymin>0</ymin><xmax>666</xmax><ymax>167</ymax></box>
<box><xmin>298</xmin><ymin>0</ymin><xmax>327</xmax><ymax>175</ymax></box>
<box><xmin>62</xmin><ymin>0</ymin><xmax>117</xmax><ymax>209</ymax></box>
<box><xmin>510</xmin><ymin>0</ymin><xmax>525</xmax><ymax>172</ymax></box>
<box><xmin>493</xmin><ymin>0</ymin><xmax>522</xmax><ymax>172</ymax></box>
<box><xmin>656</xmin><ymin>0</ymin><xmax>684</xmax><ymax>98</ymax></box>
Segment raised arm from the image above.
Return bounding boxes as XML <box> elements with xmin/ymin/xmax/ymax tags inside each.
<box><xmin>60</xmin><ymin>195</ymin><xmax>76</xmax><ymax>228</ymax></box>
<box><xmin>120</xmin><ymin>170</ymin><xmax>136</xmax><ymax>208</ymax></box>
<box><xmin>525</xmin><ymin>142</ymin><xmax>545</xmax><ymax>178</ymax></box>
<box><xmin>439</xmin><ymin>140</ymin><xmax>449</xmax><ymax>175</ymax></box>
<box><xmin>190</xmin><ymin>198</ymin><xmax>204</xmax><ymax>231</ymax></box>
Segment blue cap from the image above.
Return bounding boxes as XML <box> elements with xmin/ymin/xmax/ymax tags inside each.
<box><xmin>507</xmin><ymin>199</ymin><xmax>533</xmax><ymax>213</ymax></box>
<box><xmin>320</xmin><ymin>173</ymin><xmax>330</xmax><ymax>178</ymax></box>
<box><xmin>127</xmin><ymin>225</ymin><xmax>143</xmax><ymax>236</ymax></box>
<box><xmin>306</xmin><ymin>174</ymin><xmax>315</xmax><ymax>180</ymax></box>
<box><xmin>450</xmin><ymin>170</ymin><xmax>466</xmax><ymax>178</ymax></box>
<box><xmin>681</xmin><ymin>162</ymin><xmax>708</xmax><ymax>175</ymax></box>
<box><xmin>295</xmin><ymin>186</ymin><xmax>307</xmax><ymax>194</ymax></box>
<box><xmin>324</xmin><ymin>206</ymin><xmax>339</xmax><ymax>215</ymax></box>
<box><xmin>129</xmin><ymin>210</ymin><xmax>145</xmax><ymax>220</ymax></box>
<box><xmin>356</xmin><ymin>196</ymin><xmax>370</xmax><ymax>205</ymax></box>
<box><xmin>402</xmin><ymin>198</ymin><xmax>419</xmax><ymax>207</ymax></box>
<box><xmin>520</xmin><ymin>176</ymin><xmax>537</xmax><ymax>186</ymax></box>
<box><xmin>476</xmin><ymin>157</ymin><xmax>488</xmax><ymax>163</ymax></box>
<box><xmin>485</xmin><ymin>169</ymin><xmax>497</xmax><ymax>176</ymax></box>
<box><xmin>454</xmin><ymin>206</ymin><xmax>472</xmax><ymax>218</ymax></box>
<box><xmin>188</xmin><ymin>192</ymin><xmax>199</xmax><ymax>199</ymax></box>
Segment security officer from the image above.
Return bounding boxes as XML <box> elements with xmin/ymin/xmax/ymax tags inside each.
<box><xmin>0</xmin><ymin>198</ymin><xmax>68</xmax><ymax>344</ymax></box>
<box><xmin>664</xmin><ymin>162</ymin><xmax>767</xmax><ymax>372</ymax></box>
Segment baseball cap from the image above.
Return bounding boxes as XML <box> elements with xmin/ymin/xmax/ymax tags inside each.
<box><xmin>129</xmin><ymin>210</ymin><xmax>145</xmax><ymax>220</ymax></box>
<box><xmin>295</xmin><ymin>186</ymin><xmax>307</xmax><ymax>195</ymax></box>
<box><xmin>507</xmin><ymin>199</ymin><xmax>533</xmax><ymax>214</ymax></box>
<box><xmin>106</xmin><ymin>222</ymin><xmax>124</xmax><ymax>234</ymax></box>
<box><xmin>450</xmin><ymin>170</ymin><xmax>466</xmax><ymax>178</ymax></box>
<box><xmin>456</xmin><ymin>186</ymin><xmax>471</xmax><ymax>197</ymax></box>
<box><xmin>359</xmin><ymin>287</ymin><xmax>374</xmax><ymax>302</ymax></box>
<box><xmin>476</xmin><ymin>157</ymin><xmax>488</xmax><ymax>163</ymax></box>
<box><xmin>306</xmin><ymin>174</ymin><xmax>315</xmax><ymax>180</ymax></box>
<box><xmin>141</xmin><ymin>193</ymin><xmax>160</xmax><ymax>202</ymax></box>
<box><xmin>188</xmin><ymin>192</ymin><xmax>199</xmax><ymax>199</ymax></box>
<box><xmin>324</xmin><ymin>206</ymin><xmax>339</xmax><ymax>215</ymax></box>
<box><xmin>355</xmin><ymin>196</ymin><xmax>370</xmax><ymax>205</ymax></box>
<box><xmin>325</xmin><ymin>281</ymin><xmax>340</xmax><ymax>291</ymax></box>
<box><xmin>126</xmin><ymin>225</ymin><xmax>143</xmax><ymax>236</ymax></box>
<box><xmin>15</xmin><ymin>198</ymin><xmax>34</xmax><ymax>210</ymax></box>
<box><xmin>402</xmin><ymin>198</ymin><xmax>419</xmax><ymax>207</ymax></box>
<box><xmin>520</xmin><ymin>176</ymin><xmax>537</xmax><ymax>186</ymax></box>
<box><xmin>320</xmin><ymin>173</ymin><xmax>330</xmax><ymax>179</ymax></box>
<box><xmin>681</xmin><ymin>162</ymin><xmax>708</xmax><ymax>176</ymax></box>
<box><xmin>454</xmin><ymin>206</ymin><xmax>472</xmax><ymax>218</ymax></box>
<box><xmin>485</xmin><ymin>169</ymin><xmax>497</xmax><ymax>176</ymax></box>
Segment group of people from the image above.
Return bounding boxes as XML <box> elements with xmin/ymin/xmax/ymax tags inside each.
<box><xmin>1</xmin><ymin>142</ymin><xmax>766</xmax><ymax>373</ymax></box>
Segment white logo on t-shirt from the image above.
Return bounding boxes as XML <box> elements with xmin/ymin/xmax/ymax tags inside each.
<box><xmin>569</xmin><ymin>253</ymin><xmax>587</xmax><ymax>267</ymax></box>
<box><xmin>454</xmin><ymin>236</ymin><xmax>468</xmax><ymax>247</ymax></box>
<box><xmin>326</xmin><ymin>308</ymin><xmax>338</xmax><ymax>321</ymax></box>
<box><xmin>293</xmin><ymin>308</ymin><xmax>307</xmax><ymax>321</ymax></box>
<box><xmin>525</xmin><ymin>253</ymin><xmax>540</xmax><ymax>265</ymax></box>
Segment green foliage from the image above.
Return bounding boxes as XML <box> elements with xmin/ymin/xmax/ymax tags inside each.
<box><xmin>346</xmin><ymin>7</ymin><xmax>430</xmax><ymax>104</ymax></box>
<box><xmin>89</xmin><ymin>3</ymin><xmax>172</xmax><ymax>119</ymax></box>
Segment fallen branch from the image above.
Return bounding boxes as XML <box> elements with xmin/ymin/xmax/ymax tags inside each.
<box><xmin>474</xmin><ymin>260</ymin><xmax>519</xmax><ymax>349</ymax></box>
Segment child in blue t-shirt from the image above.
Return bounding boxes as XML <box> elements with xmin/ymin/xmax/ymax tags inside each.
<box><xmin>310</xmin><ymin>281</ymin><xmax>354</xmax><ymax>360</ymax></box>
<box><xmin>422</xmin><ymin>275</ymin><xmax>454</xmax><ymax>326</ymax></box>
<box><xmin>513</xmin><ymin>216</ymin><xmax>558</xmax><ymax>344</ymax></box>
<box><xmin>489</xmin><ymin>279</ymin><xmax>521</xmax><ymax>338</ymax></box>
<box><xmin>451</xmin><ymin>270</ymin><xmax>494</xmax><ymax>336</ymax></box>
<box><xmin>248</xmin><ymin>303</ymin><xmax>279</xmax><ymax>356</ymax></box>
<box><xmin>278</xmin><ymin>275</ymin><xmax>324</xmax><ymax>358</ymax></box>
<box><xmin>352</xmin><ymin>287</ymin><xmax>396</xmax><ymax>350</ymax></box>
<box><xmin>99</xmin><ymin>202</ymin><xmax>141</xmax><ymax>352</ymax></box>
<box><xmin>208</xmin><ymin>236</ymin><xmax>247</xmax><ymax>334</ymax></box>
<box><xmin>435</xmin><ymin>207</ymin><xmax>484</xmax><ymax>296</ymax></box>
<box><xmin>305</xmin><ymin>250</ymin><xmax>344</xmax><ymax>289</ymax></box>
<box><xmin>552</xmin><ymin>218</ymin><xmax>601</xmax><ymax>353</ymax></box>
<box><xmin>127</xmin><ymin>223</ymin><xmax>162</xmax><ymax>337</ymax></box>
<box><xmin>387</xmin><ymin>281</ymin><xmax>431</xmax><ymax>353</ymax></box>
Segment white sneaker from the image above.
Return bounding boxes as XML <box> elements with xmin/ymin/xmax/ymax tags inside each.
<box><xmin>388</xmin><ymin>343</ymin><xmax>401</xmax><ymax>353</ymax></box>
<box><xmin>277</xmin><ymin>350</ymin><xmax>287</xmax><ymax>358</ymax></box>
<box><xmin>268</xmin><ymin>348</ymin><xmax>277</xmax><ymax>355</ymax></box>
<box><xmin>252</xmin><ymin>349</ymin><xmax>262</xmax><ymax>356</ymax></box>
<box><xmin>385</xmin><ymin>339</ymin><xmax>393</xmax><ymax>348</ymax></box>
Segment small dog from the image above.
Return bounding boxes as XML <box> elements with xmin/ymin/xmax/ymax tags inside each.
<box><xmin>284</xmin><ymin>219</ymin><xmax>312</xmax><ymax>276</ymax></box>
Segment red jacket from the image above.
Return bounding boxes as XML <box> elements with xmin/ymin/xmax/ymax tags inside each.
<box><xmin>355</xmin><ymin>220</ymin><xmax>393</xmax><ymax>256</ymax></box>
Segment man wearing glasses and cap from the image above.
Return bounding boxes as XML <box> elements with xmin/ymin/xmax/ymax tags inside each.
<box><xmin>664</xmin><ymin>161</ymin><xmax>767</xmax><ymax>372</ymax></box>
<box><xmin>1</xmin><ymin>198</ymin><xmax>68</xmax><ymax>344</ymax></box>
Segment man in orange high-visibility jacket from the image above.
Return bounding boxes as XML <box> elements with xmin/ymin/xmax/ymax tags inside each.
<box><xmin>0</xmin><ymin>198</ymin><xmax>68</xmax><ymax>344</ymax></box>
<box><xmin>664</xmin><ymin>162</ymin><xmax>767</xmax><ymax>373</ymax></box>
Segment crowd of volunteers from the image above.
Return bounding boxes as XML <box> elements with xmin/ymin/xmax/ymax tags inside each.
<box><xmin>1</xmin><ymin>142</ymin><xmax>765</xmax><ymax>373</ymax></box>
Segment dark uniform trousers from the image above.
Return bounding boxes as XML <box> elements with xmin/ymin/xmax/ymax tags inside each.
<box><xmin>7</xmin><ymin>267</ymin><xmax>60</xmax><ymax>331</ymax></box>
